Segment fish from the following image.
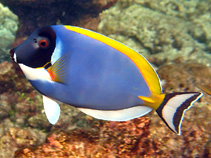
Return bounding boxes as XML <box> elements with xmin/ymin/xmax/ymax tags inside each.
<box><xmin>196</xmin><ymin>83</ymin><xmax>211</xmax><ymax>95</ymax></box>
<box><xmin>10</xmin><ymin>25</ymin><xmax>203</xmax><ymax>135</ymax></box>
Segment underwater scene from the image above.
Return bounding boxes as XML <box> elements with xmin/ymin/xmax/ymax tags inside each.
<box><xmin>0</xmin><ymin>0</ymin><xmax>210</xmax><ymax>157</ymax></box>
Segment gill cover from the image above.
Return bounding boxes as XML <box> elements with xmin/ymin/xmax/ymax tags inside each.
<box><xmin>13</xmin><ymin>26</ymin><xmax>56</xmax><ymax>68</ymax></box>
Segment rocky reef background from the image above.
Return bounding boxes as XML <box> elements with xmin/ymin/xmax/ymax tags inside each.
<box><xmin>0</xmin><ymin>0</ymin><xmax>210</xmax><ymax>157</ymax></box>
<box><xmin>98</xmin><ymin>0</ymin><xmax>211</xmax><ymax>65</ymax></box>
<box><xmin>0</xmin><ymin>3</ymin><xmax>18</xmax><ymax>62</ymax></box>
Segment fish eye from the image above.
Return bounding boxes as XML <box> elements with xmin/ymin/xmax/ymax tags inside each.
<box><xmin>38</xmin><ymin>39</ymin><xmax>49</xmax><ymax>48</ymax></box>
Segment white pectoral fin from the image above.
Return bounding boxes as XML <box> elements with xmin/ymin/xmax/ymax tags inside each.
<box><xmin>78</xmin><ymin>106</ymin><xmax>152</xmax><ymax>121</ymax></box>
<box><xmin>43</xmin><ymin>95</ymin><xmax>60</xmax><ymax>125</ymax></box>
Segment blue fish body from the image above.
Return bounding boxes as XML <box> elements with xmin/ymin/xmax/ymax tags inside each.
<box><xmin>10</xmin><ymin>25</ymin><xmax>203</xmax><ymax>135</ymax></box>
<box><xmin>30</xmin><ymin>25</ymin><xmax>151</xmax><ymax>110</ymax></box>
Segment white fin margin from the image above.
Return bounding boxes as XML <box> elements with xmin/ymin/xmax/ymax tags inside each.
<box><xmin>43</xmin><ymin>95</ymin><xmax>60</xmax><ymax>124</ymax></box>
<box><xmin>78</xmin><ymin>106</ymin><xmax>152</xmax><ymax>121</ymax></box>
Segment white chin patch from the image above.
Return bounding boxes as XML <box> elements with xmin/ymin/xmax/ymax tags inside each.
<box><xmin>19</xmin><ymin>63</ymin><xmax>51</xmax><ymax>81</ymax></box>
<box><xmin>14</xmin><ymin>53</ymin><xmax>17</xmax><ymax>63</ymax></box>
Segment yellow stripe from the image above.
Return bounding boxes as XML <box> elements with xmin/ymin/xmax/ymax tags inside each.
<box><xmin>64</xmin><ymin>25</ymin><xmax>162</xmax><ymax>94</ymax></box>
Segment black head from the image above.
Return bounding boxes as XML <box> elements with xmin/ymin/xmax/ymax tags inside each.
<box><xmin>10</xmin><ymin>26</ymin><xmax>56</xmax><ymax>68</ymax></box>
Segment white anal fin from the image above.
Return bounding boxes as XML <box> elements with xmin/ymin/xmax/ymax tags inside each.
<box><xmin>156</xmin><ymin>92</ymin><xmax>203</xmax><ymax>135</ymax></box>
<box><xmin>78</xmin><ymin>106</ymin><xmax>152</xmax><ymax>121</ymax></box>
<box><xmin>43</xmin><ymin>95</ymin><xmax>60</xmax><ymax>125</ymax></box>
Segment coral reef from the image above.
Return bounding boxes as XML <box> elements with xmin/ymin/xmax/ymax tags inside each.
<box><xmin>0</xmin><ymin>0</ymin><xmax>210</xmax><ymax>157</ymax></box>
<box><xmin>0</xmin><ymin>3</ymin><xmax>18</xmax><ymax>62</ymax></box>
<box><xmin>0</xmin><ymin>0</ymin><xmax>117</xmax><ymax>37</ymax></box>
<box><xmin>15</xmin><ymin>118</ymin><xmax>152</xmax><ymax>157</ymax></box>
<box><xmin>0</xmin><ymin>127</ymin><xmax>46</xmax><ymax>158</ymax></box>
<box><xmin>0</xmin><ymin>60</ymin><xmax>210</xmax><ymax>157</ymax></box>
<box><xmin>0</xmin><ymin>62</ymin><xmax>47</xmax><ymax>157</ymax></box>
<box><xmin>98</xmin><ymin>0</ymin><xmax>211</xmax><ymax>65</ymax></box>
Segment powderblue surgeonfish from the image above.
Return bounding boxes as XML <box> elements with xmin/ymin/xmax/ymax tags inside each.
<box><xmin>10</xmin><ymin>25</ymin><xmax>203</xmax><ymax>135</ymax></box>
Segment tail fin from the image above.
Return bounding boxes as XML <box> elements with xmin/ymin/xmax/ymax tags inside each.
<box><xmin>156</xmin><ymin>92</ymin><xmax>203</xmax><ymax>135</ymax></box>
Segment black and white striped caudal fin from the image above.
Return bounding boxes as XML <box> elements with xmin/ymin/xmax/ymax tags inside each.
<box><xmin>156</xmin><ymin>92</ymin><xmax>203</xmax><ymax>135</ymax></box>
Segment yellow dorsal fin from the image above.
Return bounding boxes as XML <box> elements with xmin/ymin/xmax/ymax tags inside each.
<box><xmin>64</xmin><ymin>25</ymin><xmax>162</xmax><ymax>94</ymax></box>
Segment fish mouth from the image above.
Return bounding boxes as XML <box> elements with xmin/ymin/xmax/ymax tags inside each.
<box><xmin>9</xmin><ymin>48</ymin><xmax>17</xmax><ymax>62</ymax></box>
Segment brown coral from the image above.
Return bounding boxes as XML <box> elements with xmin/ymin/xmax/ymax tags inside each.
<box><xmin>15</xmin><ymin>118</ymin><xmax>153</xmax><ymax>157</ymax></box>
<box><xmin>1</xmin><ymin>0</ymin><xmax>118</xmax><ymax>38</ymax></box>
